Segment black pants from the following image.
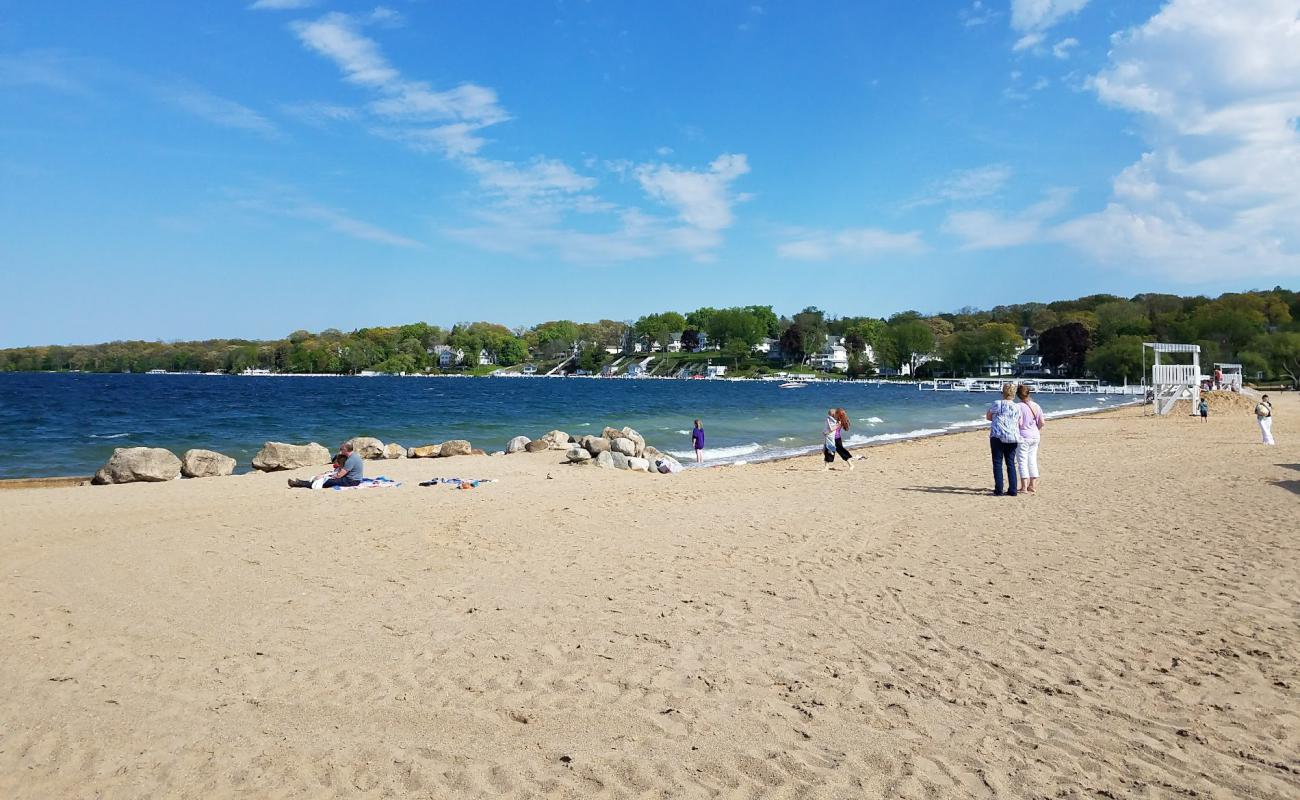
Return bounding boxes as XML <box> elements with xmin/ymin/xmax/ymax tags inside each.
<box><xmin>824</xmin><ymin>439</ymin><xmax>852</xmax><ymax>463</ymax></box>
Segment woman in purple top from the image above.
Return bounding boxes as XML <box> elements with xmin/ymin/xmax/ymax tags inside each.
<box><xmin>691</xmin><ymin>419</ymin><xmax>705</xmax><ymax>463</ymax></box>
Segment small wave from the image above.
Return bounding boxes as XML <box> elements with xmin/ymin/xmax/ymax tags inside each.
<box><xmin>667</xmin><ymin>442</ymin><xmax>763</xmax><ymax>461</ymax></box>
<box><xmin>778</xmin><ymin>436</ymin><xmax>799</xmax><ymax>441</ymax></box>
<box><xmin>944</xmin><ymin>418</ymin><xmax>987</xmax><ymax>430</ymax></box>
<box><xmin>860</xmin><ymin>416</ymin><xmax>884</xmax><ymax>424</ymax></box>
<box><xmin>90</xmin><ymin>432</ymin><xmax>131</xmax><ymax>439</ymax></box>
<box><xmin>676</xmin><ymin>429</ymin><xmax>691</xmax><ymax>435</ymax></box>
<box><xmin>844</xmin><ymin>428</ymin><xmax>947</xmax><ymax>447</ymax></box>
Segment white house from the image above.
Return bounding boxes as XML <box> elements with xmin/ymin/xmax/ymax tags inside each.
<box><xmin>809</xmin><ymin>336</ymin><xmax>849</xmax><ymax>372</ymax></box>
<box><xmin>706</xmin><ymin>364</ymin><xmax>728</xmax><ymax>378</ymax></box>
<box><xmin>477</xmin><ymin>348</ymin><xmax>495</xmax><ymax>366</ymax></box>
<box><xmin>753</xmin><ymin>337</ymin><xmax>776</xmax><ymax>355</ymax></box>
<box><xmin>665</xmin><ymin>333</ymin><xmax>685</xmax><ymax>353</ymax></box>
<box><xmin>432</xmin><ymin>346</ymin><xmax>464</xmax><ymax>368</ymax></box>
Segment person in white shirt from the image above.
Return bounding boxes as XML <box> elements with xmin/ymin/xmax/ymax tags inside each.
<box><xmin>1255</xmin><ymin>395</ymin><xmax>1275</xmax><ymax>445</ymax></box>
<box><xmin>1015</xmin><ymin>384</ymin><xmax>1045</xmax><ymax>493</ymax></box>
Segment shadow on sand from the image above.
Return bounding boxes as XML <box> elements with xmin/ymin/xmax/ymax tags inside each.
<box><xmin>900</xmin><ymin>486</ymin><xmax>993</xmax><ymax>496</ymax></box>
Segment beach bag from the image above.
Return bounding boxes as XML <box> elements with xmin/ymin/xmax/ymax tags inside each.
<box><xmin>1255</xmin><ymin>402</ymin><xmax>1271</xmax><ymax>418</ymax></box>
<box><xmin>990</xmin><ymin>400</ymin><xmax>1021</xmax><ymax>444</ymax></box>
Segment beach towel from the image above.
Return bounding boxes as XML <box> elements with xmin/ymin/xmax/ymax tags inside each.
<box><xmin>418</xmin><ymin>477</ymin><xmax>499</xmax><ymax>489</ymax></box>
<box><xmin>330</xmin><ymin>476</ymin><xmax>401</xmax><ymax>491</ymax></box>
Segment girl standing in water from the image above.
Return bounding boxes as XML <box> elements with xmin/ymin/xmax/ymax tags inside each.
<box><xmin>690</xmin><ymin>419</ymin><xmax>705</xmax><ymax>463</ymax></box>
<box><xmin>823</xmin><ymin>408</ymin><xmax>855</xmax><ymax>470</ymax></box>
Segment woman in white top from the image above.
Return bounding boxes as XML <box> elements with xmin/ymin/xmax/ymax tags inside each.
<box><xmin>1255</xmin><ymin>395</ymin><xmax>1275</xmax><ymax>445</ymax></box>
<box><xmin>1015</xmin><ymin>384</ymin><xmax>1045</xmax><ymax>493</ymax></box>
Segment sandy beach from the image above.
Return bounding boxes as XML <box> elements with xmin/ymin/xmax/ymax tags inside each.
<box><xmin>1</xmin><ymin>397</ymin><xmax>1296</xmax><ymax>799</ymax></box>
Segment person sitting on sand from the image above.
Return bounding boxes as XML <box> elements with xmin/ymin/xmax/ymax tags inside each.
<box><xmin>691</xmin><ymin>419</ymin><xmax>705</xmax><ymax>464</ymax></box>
<box><xmin>823</xmin><ymin>408</ymin><xmax>854</xmax><ymax>470</ymax></box>
<box><xmin>1198</xmin><ymin>397</ymin><xmax>1209</xmax><ymax>422</ymax></box>
<box><xmin>1015</xmin><ymin>384</ymin><xmax>1044</xmax><ymax>493</ymax></box>
<box><xmin>986</xmin><ymin>384</ymin><xmax>1021</xmax><ymax>496</ymax></box>
<box><xmin>1255</xmin><ymin>395</ymin><xmax>1275</xmax><ymax>445</ymax></box>
<box><xmin>288</xmin><ymin>441</ymin><xmax>363</xmax><ymax>489</ymax></box>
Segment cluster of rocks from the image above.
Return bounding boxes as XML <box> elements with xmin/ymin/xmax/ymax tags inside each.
<box><xmin>91</xmin><ymin>434</ymin><xmax>491</xmax><ymax>485</ymax></box>
<box><xmin>91</xmin><ymin>426</ymin><xmax>680</xmax><ymax>484</ymax></box>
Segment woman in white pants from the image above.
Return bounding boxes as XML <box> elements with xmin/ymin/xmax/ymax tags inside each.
<box><xmin>1256</xmin><ymin>395</ymin><xmax>1275</xmax><ymax>445</ymax></box>
<box><xmin>1016</xmin><ymin>384</ymin><xmax>1045</xmax><ymax>492</ymax></box>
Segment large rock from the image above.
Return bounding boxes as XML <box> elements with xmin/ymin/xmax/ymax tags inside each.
<box><xmin>539</xmin><ymin>430</ymin><xmax>571</xmax><ymax>450</ymax></box>
<box><xmin>582</xmin><ymin>436</ymin><xmax>610</xmax><ymax>455</ymax></box>
<box><xmin>524</xmin><ymin>439</ymin><xmax>550</xmax><ymax>453</ymax></box>
<box><xmin>594</xmin><ymin>451</ymin><xmax>615</xmax><ymax>469</ymax></box>
<box><xmin>347</xmin><ymin>436</ymin><xmax>386</xmax><ymax>459</ymax></box>
<box><xmin>438</xmin><ymin>440</ymin><xmax>473</xmax><ymax>457</ymax></box>
<box><xmin>642</xmin><ymin>445</ymin><xmax>663</xmax><ymax>462</ymax></box>
<box><xmin>506</xmin><ymin>435</ymin><xmax>531</xmax><ymax>454</ymax></box>
<box><xmin>408</xmin><ymin>444</ymin><xmax>441</xmax><ymax>458</ymax></box>
<box><xmin>611</xmin><ymin>451</ymin><xmax>630</xmax><ymax>470</ymax></box>
<box><xmin>382</xmin><ymin>443</ymin><xmax>406</xmax><ymax>459</ymax></box>
<box><xmin>471</xmin><ymin>448</ymin><xmax>487</xmax><ymax>456</ymax></box>
<box><xmin>603</xmin><ymin>426</ymin><xmax>646</xmax><ymax>457</ymax></box>
<box><xmin>566</xmin><ymin>447</ymin><xmax>592</xmax><ymax>463</ymax></box>
<box><xmin>94</xmin><ymin>447</ymin><xmax>182</xmax><ymax>484</ymax></box>
<box><xmin>610</xmin><ymin>437</ymin><xmax>637</xmax><ymax>457</ymax></box>
<box><xmin>251</xmin><ymin>442</ymin><xmax>331</xmax><ymax>472</ymax></box>
<box><xmin>626</xmin><ymin>457</ymin><xmax>650</xmax><ymax>472</ymax></box>
<box><xmin>181</xmin><ymin>448</ymin><xmax>236</xmax><ymax>478</ymax></box>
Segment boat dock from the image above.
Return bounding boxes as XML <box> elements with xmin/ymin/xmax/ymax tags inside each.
<box><xmin>918</xmin><ymin>378</ymin><xmax>1143</xmax><ymax>395</ymax></box>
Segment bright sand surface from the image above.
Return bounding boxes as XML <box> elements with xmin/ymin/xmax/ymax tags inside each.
<box><xmin>1</xmin><ymin>398</ymin><xmax>1296</xmax><ymax>799</ymax></box>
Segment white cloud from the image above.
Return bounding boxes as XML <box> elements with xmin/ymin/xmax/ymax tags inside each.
<box><xmin>158</xmin><ymin>84</ymin><xmax>280</xmax><ymax>138</ymax></box>
<box><xmin>233</xmin><ymin>185</ymin><xmax>421</xmax><ymax>248</ymax></box>
<box><xmin>1013</xmin><ymin>32</ymin><xmax>1044</xmax><ymax>51</ymax></box>
<box><xmin>777</xmin><ymin>227</ymin><xmax>927</xmax><ymax>261</ymax></box>
<box><xmin>281</xmin><ymin>101</ymin><xmax>357</xmax><ymax>125</ymax></box>
<box><xmin>1052</xmin><ymin>37</ymin><xmax>1079</xmax><ymax>59</ymax></box>
<box><xmin>635</xmin><ymin>154</ymin><xmax>751</xmax><ymax>231</ymax></box>
<box><xmin>249</xmin><ymin>0</ymin><xmax>316</xmax><ymax>10</ymax></box>
<box><xmin>1010</xmin><ymin>0</ymin><xmax>1089</xmax><ymax>34</ymax></box>
<box><xmin>1055</xmin><ymin>0</ymin><xmax>1300</xmax><ymax>280</ymax></box>
<box><xmin>944</xmin><ymin>188</ymin><xmax>1072</xmax><ymax>249</ymax></box>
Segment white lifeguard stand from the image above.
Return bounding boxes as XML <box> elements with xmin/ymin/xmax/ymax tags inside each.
<box><xmin>1213</xmin><ymin>362</ymin><xmax>1243</xmax><ymax>392</ymax></box>
<box><xmin>1142</xmin><ymin>342</ymin><xmax>1201</xmax><ymax>416</ymax></box>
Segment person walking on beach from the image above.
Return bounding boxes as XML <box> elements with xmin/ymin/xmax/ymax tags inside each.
<box><xmin>1198</xmin><ymin>397</ymin><xmax>1209</xmax><ymax>422</ymax></box>
<box><xmin>1015</xmin><ymin>384</ymin><xmax>1045</xmax><ymax>493</ymax></box>
<box><xmin>823</xmin><ymin>408</ymin><xmax>854</xmax><ymax>470</ymax></box>
<box><xmin>690</xmin><ymin>419</ymin><xmax>705</xmax><ymax>464</ymax></box>
<box><xmin>986</xmin><ymin>384</ymin><xmax>1021</xmax><ymax>496</ymax></box>
<box><xmin>288</xmin><ymin>441</ymin><xmax>363</xmax><ymax>489</ymax></box>
<box><xmin>1255</xmin><ymin>395</ymin><xmax>1275</xmax><ymax>445</ymax></box>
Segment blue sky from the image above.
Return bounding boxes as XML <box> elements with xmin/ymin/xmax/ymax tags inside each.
<box><xmin>2</xmin><ymin>0</ymin><xmax>1298</xmax><ymax>347</ymax></box>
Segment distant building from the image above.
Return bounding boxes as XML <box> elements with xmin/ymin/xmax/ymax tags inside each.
<box><xmin>706</xmin><ymin>364</ymin><xmax>728</xmax><ymax>378</ymax></box>
<box><xmin>809</xmin><ymin>335</ymin><xmax>849</xmax><ymax>372</ymax></box>
<box><xmin>521</xmin><ymin>363</ymin><xmax>538</xmax><ymax>375</ymax></box>
<box><xmin>665</xmin><ymin>333</ymin><xmax>685</xmax><ymax>353</ymax></box>
<box><xmin>431</xmin><ymin>345</ymin><xmax>464</xmax><ymax>368</ymax></box>
<box><xmin>626</xmin><ymin>363</ymin><xmax>647</xmax><ymax>377</ymax></box>
<box><xmin>477</xmin><ymin>348</ymin><xmax>495</xmax><ymax>366</ymax></box>
<box><xmin>753</xmin><ymin>338</ymin><xmax>776</xmax><ymax>355</ymax></box>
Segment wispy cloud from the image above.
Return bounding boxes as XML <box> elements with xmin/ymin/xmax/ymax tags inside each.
<box><xmin>943</xmin><ymin>188</ymin><xmax>1072</xmax><ymax>249</ymax></box>
<box><xmin>156</xmin><ymin>84</ymin><xmax>281</xmax><ymax>138</ymax></box>
<box><xmin>904</xmin><ymin>164</ymin><xmax>1012</xmax><ymax>208</ymax></box>
<box><xmin>1052</xmin><ymin>37</ymin><xmax>1079</xmax><ymax>59</ymax></box>
<box><xmin>233</xmin><ymin>185</ymin><xmax>421</xmax><ymax>248</ymax></box>
<box><xmin>959</xmin><ymin>1</ymin><xmax>998</xmax><ymax>27</ymax></box>
<box><xmin>286</xmin><ymin>10</ymin><xmax>750</xmax><ymax>262</ymax></box>
<box><xmin>1010</xmin><ymin>0</ymin><xmax>1089</xmax><ymax>53</ymax></box>
<box><xmin>249</xmin><ymin>0</ymin><xmax>316</xmax><ymax>10</ymax></box>
<box><xmin>0</xmin><ymin>50</ymin><xmax>87</xmax><ymax>93</ymax></box>
<box><xmin>777</xmin><ymin>227</ymin><xmax>927</xmax><ymax>261</ymax></box>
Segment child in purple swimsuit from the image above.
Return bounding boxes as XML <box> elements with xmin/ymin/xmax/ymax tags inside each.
<box><xmin>691</xmin><ymin>419</ymin><xmax>705</xmax><ymax>464</ymax></box>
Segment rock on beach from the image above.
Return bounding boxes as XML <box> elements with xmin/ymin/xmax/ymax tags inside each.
<box><xmin>408</xmin><ymin>444</ymin><xmax>441</xmax><ymax>458</ymax></box>
<box><xmin>438</xmin><ymin>440</ymin><xmax>473</xmax><ymax>457</ymax></box>
<box><xmin>180</xmin><ymin>449</ymin><xmax>236</xmax><ymax>478</ymax></box>
<box><xmin>251</xmin><ymin>442</ymin><xmax>331</xmax><ymax>472</ymax></box>
<box><xmin>347</xmin><ymin>437</ymin><xmax>386</xmax><ymax>460</ymax></box>
<box><xmin>382</xmin><ymin>443</ymin><xmax>406</xmax><ymax>459</ymax></box>
<box><xmin>93</xmin><ymin>447</ymin><xmax>182</xmax><ymax>484</ymax></box>
<box><xmin>506</xmin><ymin>436</ymin><xmax>531</xmax><ymax>454</ymax></box>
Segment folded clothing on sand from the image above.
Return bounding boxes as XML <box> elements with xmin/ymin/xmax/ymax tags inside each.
<box><xmin>418</xmin><ymin>477</ymin><xmax>498</xmax><ymax>489</ymax></box>
<box><xmin>330</xmin><ymin>477</ymin><xmax>401</xmax><ymax>491</ymax></box>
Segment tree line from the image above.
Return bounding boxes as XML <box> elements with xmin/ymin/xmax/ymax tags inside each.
<box><xmin>2</xmin><ymin>288</ymin><xmax>1298</xmax><ymax>387</ymax></box>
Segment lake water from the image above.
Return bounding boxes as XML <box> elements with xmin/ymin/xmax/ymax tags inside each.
<box><xmin>0</xmin><ymin>373</ymin><xmax>1133</xmax><ymax>478</ymax></box>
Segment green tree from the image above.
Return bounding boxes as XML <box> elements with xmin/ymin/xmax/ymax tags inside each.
<box><xmin>1085</xmin><ymin>335</ymin><xmax>1145</xmax><ymax>383</ymax></box>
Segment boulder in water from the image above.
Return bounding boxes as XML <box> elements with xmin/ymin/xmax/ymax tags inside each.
<box><xmin>251</xmin><ymin>442</ymin><xmax>331</xmax><ymax>472</ymax></box>
<box><xmin>94</xmin><ymin>447</ymin><xmax>182</xmax><ymax>484</ymax></box>
<box><xmin>181</xmin><ymin>449</ymin><xmax>236</xmax><ymax>478</ymax></box>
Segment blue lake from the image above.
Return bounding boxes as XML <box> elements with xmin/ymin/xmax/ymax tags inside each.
<box><xmin>0</xmin><ymin>373</ymin><xmax>1132</xmax><ymax>478</ymax></box>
